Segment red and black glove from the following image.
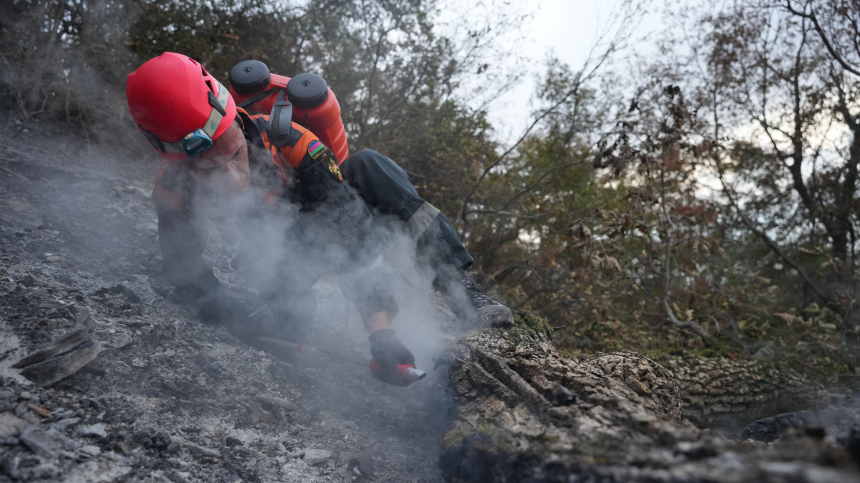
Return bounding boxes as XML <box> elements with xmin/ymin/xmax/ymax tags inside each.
<box><xmin>368</xmin><ymin>329</ymin><xmax>415</xmax><ymax>386</ymax></box>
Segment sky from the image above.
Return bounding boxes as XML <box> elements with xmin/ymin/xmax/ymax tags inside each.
<box><xmin>481</xmin><ymin>0</ymin><xmax>663</xmax><ymax>139</ymax></box>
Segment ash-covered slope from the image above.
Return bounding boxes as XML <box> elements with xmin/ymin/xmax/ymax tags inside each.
<box><xmin>0</xmin><ymin>124</ymin><xmax>452</xmax><ymax>482</ymax></box>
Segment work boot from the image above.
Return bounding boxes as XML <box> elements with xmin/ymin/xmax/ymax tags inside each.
<box><xmin>436</xmin><ymin>269</ymin><xmax>514</xmax><ymax>329</ymax></box>
<box><xmin>460</xmin><ymin>271</ymin><xmax>514</xmax><ymax>328</ymax></box>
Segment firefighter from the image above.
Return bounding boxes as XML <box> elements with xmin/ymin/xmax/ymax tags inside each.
<box><xmin>126</xmin><ymin>52</ymin><xmax>512</xmax><ymax>385</ymax></box>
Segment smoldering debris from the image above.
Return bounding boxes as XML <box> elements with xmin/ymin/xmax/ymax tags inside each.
<box><xmin>0</xmin><ymin>126</ymin><xmax>453</xmax><ymax>482</ymax></box>
<box><xmin>349</xmin><ymin>453</ymin><xmax>377</xmax><ymax>480</ymax></box>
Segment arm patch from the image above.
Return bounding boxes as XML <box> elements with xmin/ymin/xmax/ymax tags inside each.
<box><xmin>308</xmin><ymin>140</ymin><xmax>343</xmax><ymax>181</ymax></box>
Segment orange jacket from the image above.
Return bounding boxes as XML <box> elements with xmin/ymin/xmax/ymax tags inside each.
<box><xmin>154</xmin><ymin>108</ymin><xmax>343</xmax><ymax>210</ymax></box>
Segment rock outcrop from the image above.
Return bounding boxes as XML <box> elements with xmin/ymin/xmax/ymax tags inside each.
<box><xmin>439</xmin><ymin>314</ymin><xmax>860</xmax><ymax>482</ymax></box>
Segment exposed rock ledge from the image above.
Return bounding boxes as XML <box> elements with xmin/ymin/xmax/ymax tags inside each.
<box><xmin>658</xmin><ymin>352</ymin><xmax>831</xmax><ymax>430</ymax></box>
<box><xmin>439</xmin><ymin>314</ymin><xmax>859</xmax><ymax>483</ymax></box>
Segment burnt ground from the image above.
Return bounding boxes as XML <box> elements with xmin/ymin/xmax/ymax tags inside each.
<box><xmin>0</xmin><ymin>118</ymin><xmax>458</xmax><ymax>482</ymax></box>
<box><xmin>6</xmin><ymin>117</ymin><xmax>860</xmax><ymax>483</ymax></box>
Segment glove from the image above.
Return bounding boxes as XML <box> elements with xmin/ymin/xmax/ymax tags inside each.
<box><xmin>368</xmin><ymin>329</ymin><xmax>415</xmax><ymax>386</ymax></box>
<box><xmin>196</xmin><ymin>295</ymin><xmax>251</xmax><ymax>326</ymax></box>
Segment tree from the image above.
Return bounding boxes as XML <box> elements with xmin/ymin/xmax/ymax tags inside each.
<box><xmin>0</xmin><ymin>0</ymin><xmax>138</xmax><ymax>136</ymax></box>
<box><xmin>2</xmin><ymin>0</ymin><xmax>520</xmax><ymax>167</ymax></box>
<box><xmin>671</xmin><ymin>0</ymin><xmax>860</xmax><ymax>318</ymax></box>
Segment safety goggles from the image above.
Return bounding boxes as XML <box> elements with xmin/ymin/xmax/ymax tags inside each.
<box><xmin>141</xmin><ymin>81</ymin><xmax>230</xmax><ymax>158</ymax></box>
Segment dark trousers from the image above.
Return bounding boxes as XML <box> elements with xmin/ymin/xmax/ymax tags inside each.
<box><xmin>341</xmin><ymin>149</ymin><xmax>473</xmax><ymax>270</ymax></box>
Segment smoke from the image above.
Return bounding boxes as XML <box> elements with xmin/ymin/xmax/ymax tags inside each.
<box><xmin>188</xmin><ymin>153</ymin><xmax>463</xmax><ymax>368</ymax></box>
<box><xmin>0</xmin><ymin>20</ymin><xmax>471</xmax><ymax>475</ymax></box>
<box><xmin>168</xmin><ymin>141</ymin><xmax>470</xmax><ymax>471</ymax></box>
<box><xmin>0</xmin><ymin>2</ymin><xmax>140</xmax><ymax>145</ymax></box>
<box><xmin>0</xmin><ymin>0</ymin><xmax>487</xmax><ymax>367</ymax></box>
<box><xmin>1</xmin><ymin>100</ymin><xmax>461</xmax><ymax>480</ymax></box>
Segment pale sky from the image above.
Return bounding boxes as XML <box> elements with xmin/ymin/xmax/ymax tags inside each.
<box><xmin>483</xmin><ymin>0</ymin><xmax>662</xmax><ymax>138</ymax></box>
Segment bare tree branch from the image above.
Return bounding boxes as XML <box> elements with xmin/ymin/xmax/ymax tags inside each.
<box><xmin>463</xmin><ymin>160</ymin><xmax>587</xmax><ymax>216</ymax></box>
<box><xmin>656</xmin><ymin>165</ymin><xmax>711</xmax><ymax>341</ymax></box>
<box><xmin>783</xmin><ymin>0</ymin><xmax>860</xmax><ymax>76</ymax></box>
<box><xmin>461</xmin><ymin>210</ymin><xmax>542</xmax><ymax>220</ymax></box>
<box><xmin>458</xmin><ymin>81</ymin><xmax>585</xmax><ymax>223</ymax></box>
<box><xmin>458</xmin><ymin>0</ymin><xmax>651</xmax><ymax>224</ymax></box>
<box><xmin>713</xmin><ymin>155</ymin><xmax>827</xmax><ymax>300</ymax></box>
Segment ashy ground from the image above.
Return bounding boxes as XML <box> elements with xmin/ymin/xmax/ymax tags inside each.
<box><xmin>0</xmin><ymin>119</ymin><xmax>458</xmax><ymax>482</ymax></box>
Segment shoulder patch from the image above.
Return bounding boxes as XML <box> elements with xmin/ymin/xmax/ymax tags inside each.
<box><xmin>308</xmin><ymin>141</ymin><xmax>343</xmax><ymax>181</ymax></box>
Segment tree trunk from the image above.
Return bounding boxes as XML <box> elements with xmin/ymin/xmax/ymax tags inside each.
<box><xmin>439</xmin><ymin>314</ymin><xmax>859</xmax><ymax>483</ymax></box>
<box><xmin>655</xmin><ymin>353</ymin><xmax>831</xmax><ymax>432</ymax></box>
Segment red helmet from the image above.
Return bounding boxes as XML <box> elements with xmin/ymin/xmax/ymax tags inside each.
<box><xmin>127</xmin><ymin>53</ymin><xmax>237</xmax><ymax>161</ymax></box>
